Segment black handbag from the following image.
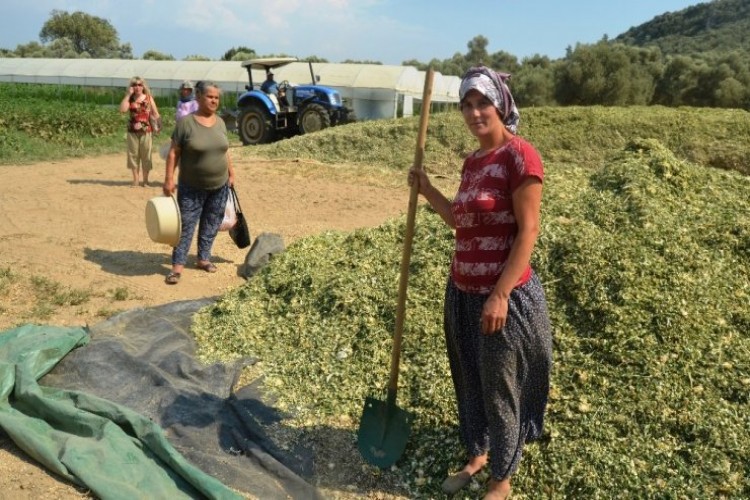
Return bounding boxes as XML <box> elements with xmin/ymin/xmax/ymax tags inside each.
<box><xmin>228</xmin><ymin>186</ymin><xmax>251</xmax><ymax>249</ymax></box>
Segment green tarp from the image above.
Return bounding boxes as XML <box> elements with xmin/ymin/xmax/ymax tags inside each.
<box><xmin>0</xmin><ymin>324</ymin><xmax>243</xmax><ymax>500</ymax></box>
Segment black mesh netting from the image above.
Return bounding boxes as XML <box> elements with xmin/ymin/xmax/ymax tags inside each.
<box><xmin>40</xmin><ymin>298</ymin><xmax>321</xmax><ymax>500</ymax></box>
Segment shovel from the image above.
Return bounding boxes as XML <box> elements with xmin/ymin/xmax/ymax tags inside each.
<box><xmin>357</xmin><ymin>67</ymin><xmax>435</xmax><ymax>469</ymax></box>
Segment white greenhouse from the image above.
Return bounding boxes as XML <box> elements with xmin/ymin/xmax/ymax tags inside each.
<box><xmin>0</xmin><ymin>58</ymin><xmax>461</xmax><ymax>120</ymax></box>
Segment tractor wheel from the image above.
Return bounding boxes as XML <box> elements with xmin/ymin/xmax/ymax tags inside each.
<box><xmin>299</xmin><ymin>103</ymin><xmax>331</xmax><ymax>135</ymax></box>
<box><xmin>238</xmin><ymin>105</ymin><xmax>275</xmax><ymax>145</ymax></box>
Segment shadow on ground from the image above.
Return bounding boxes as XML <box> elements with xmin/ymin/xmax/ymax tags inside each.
<box><xmin>83</xmin><ymin>247</ymin><xmax>232</xmax><ymax>278</ymax></box>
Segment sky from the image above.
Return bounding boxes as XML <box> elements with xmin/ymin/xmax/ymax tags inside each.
<box><xmin>0</xmin><ymin>0</ymin><xmax>703</xmax><ymax>65</ymax></box>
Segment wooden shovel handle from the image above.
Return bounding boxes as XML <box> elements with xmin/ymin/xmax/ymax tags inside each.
<box><xmin>388</xmin><ymin>67</ymin><xmax>435</xmax><ymax>395</ymax></box>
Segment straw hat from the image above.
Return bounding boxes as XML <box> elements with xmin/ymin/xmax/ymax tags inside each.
<box><xmin>145</xmin><ymin>195</ymin><xmax>181</xmax><ymax>247</ymax></box>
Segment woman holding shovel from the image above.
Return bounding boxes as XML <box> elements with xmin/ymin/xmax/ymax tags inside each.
<box><xmin>408</xmin><ymin>66</ymin><xmax>552</xmax><ymax>500</ymax></box>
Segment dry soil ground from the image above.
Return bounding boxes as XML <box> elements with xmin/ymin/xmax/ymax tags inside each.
<box><xmin>0</xmin><ymin>150</ymin><xmax>420</xmax><ymax>499</ymax></box>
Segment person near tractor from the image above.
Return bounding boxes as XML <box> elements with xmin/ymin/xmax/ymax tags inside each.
<box><xmin>175</xmin><ymin>80</ymin><xmax>199</xmax><ymax>121</ymax></box>
<box><xmin>407</xmin><ymin>66</ymin><xmax>552</xmax><ymax>500</ymax></box>
<box><xmin>120</xmin><ymin>76</ymin><xmax>161</xmax><ymax>187</ymax></box>
<box><xmin>260</xmin><ymin>72</ymin><xmax>279</xmax><ymax>95</ymax></box>
<box><xmin>162</xmin><ymin>80</ymin><xmax>235</xmax><ymax>285</ymax></box>
<box><xmin>261</xmin><ymin>71</ymin><xmax>289</xmax><ymax>106</ymax></box>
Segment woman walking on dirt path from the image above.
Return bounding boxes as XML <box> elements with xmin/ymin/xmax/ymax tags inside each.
<box><xmin>408</xmin><ymin>66</ymin><xmax>552</xmax><ymax>500</ymax></box>
<box><xmin>120</xmin><ymin>76</ymin><xmax>160</xmax><ymax>187</ymax></box>
<box><xmin>163</xmin><ymin>81</ymin><xmax>235</xmax><ymax>285</ymax></box>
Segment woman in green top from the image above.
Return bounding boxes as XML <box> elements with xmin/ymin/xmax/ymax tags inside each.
<box><xmin>163</xmin><ymin>81</ymin><xmax>235</xmax><ymax>285</ymax></box>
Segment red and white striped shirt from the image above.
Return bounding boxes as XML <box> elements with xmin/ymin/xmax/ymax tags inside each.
<box><xmin>450</xmin><ymin>136</ymin><xmax>544</xmax><ymax>294</ymax></box>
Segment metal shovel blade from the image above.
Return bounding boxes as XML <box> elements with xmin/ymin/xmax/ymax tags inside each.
<box><xmin>357</xmin><ymin>396</ymin><xmax>413</xmax><ymax>469</ymax></box>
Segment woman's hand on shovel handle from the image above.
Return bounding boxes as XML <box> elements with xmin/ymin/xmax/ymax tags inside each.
<box><xmin>407</xmin><ymin>167</ymin><xmax>456</xmax><ymax>229</ymax></box>
<box><xmin>407</xmin><ymin>167</ymin><xmax>432</xmax><ymax>195</ymax></box>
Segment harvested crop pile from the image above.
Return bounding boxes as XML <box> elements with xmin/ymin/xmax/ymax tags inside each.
<box><xmin>250</xmin><ymin>106</ymin><xmax>750</xmax><ymax>176</ymax></box>
<box><xmin>193</xmin><ymin>138</ymin><xmax>749</xmax><ymax>497</ymax></box>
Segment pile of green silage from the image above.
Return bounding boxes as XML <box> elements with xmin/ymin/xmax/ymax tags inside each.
<box><xmin>193</xmin><ymin>137</ymin><xmax>749</xmax><ymax>498</ymax></box>
<box><xmin>244</xmin><ymin>105</ymin><xmax>750</xmax><ymax>176</ymax></box>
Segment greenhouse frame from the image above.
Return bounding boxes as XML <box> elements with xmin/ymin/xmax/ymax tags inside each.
<box><xmin>0</xmin><ymin>58</ymin><xmax>461</xmax><ymax>120</ymax></box>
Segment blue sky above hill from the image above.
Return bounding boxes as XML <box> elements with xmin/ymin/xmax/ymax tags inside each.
<box><xmin>1</xmin><ymin>0</ymin><xmax>700</xmax><ymax>64</ymax></box>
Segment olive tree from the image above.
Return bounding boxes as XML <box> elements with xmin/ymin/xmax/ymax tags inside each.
<box><xmin>653</xmin><ymin>55</ymin><xmax>697</xmax><ymax>106</ymax></box>
<box><xmin>40</xmin><ymin>10</ymin><xmax>121</xmax><ymax>58</ymax></box>
<box><xmin>222</xmin><ymin>46</ymin><xmax>257</xmax><ymax>61</ymax></box>
<box><xmin>512</xmin><ymin>55</ymin><xmax>557</xmax><ymax>107</ymax></box>
<box><xmin>555</xmin><ymin>41</ymin><xmax>659</xmax><ymax>105</ymax></box>
<box><xmin>143</xmin><ymin>50</ymin><xmax>175</xmax><ymax>61</ymax></box>
<box><xmin>465</xmin><ymin>35</ymin><xmax>490</xmax><ymax>67</ymax></box>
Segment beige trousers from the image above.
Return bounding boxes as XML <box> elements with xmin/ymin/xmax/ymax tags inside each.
<box><xmin>126</xmin><ymin>132</ymin><xmax>153</xmax><ymax>172</ymax></box>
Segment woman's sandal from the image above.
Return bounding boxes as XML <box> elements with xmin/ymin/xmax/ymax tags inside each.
<box><xmin>196</xmin><ymin>262</ymin><xmax>217</xmax><ymax>273</ymax></box>
<box><xmin>441</xmin><ymin>470</ymin><xmax>473</xmax><ymax>494</ymax></box>
<box><xmin>165</xmin><ymin>272</ymin><xmax>181</xmax><ymax>285</ymax></box>
<box><xmin>483</xmin><ymin>485</ymin><xmax>512</xmax><ymax>500</ymax></box>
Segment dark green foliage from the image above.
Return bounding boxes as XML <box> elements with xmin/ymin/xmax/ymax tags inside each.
<box><xmin>0</xmin><ymin>83</ymin><xmax>175</xmax><ymax>163</ymax></box>
<box><xmin>221</xmin><ymin>46</ymin><xmax>257</xmax><ymax>61</ymax></box>
<box><xmin>650</xmin><ymin>50</ymin><xmax>750</xmax><ymax>108</ymax></box>
<box><xmin>512</xmin><ymin>55</ymin><xmax>557</xmax><ymax>107</ymax></box>
<box><xmin>411</xmin><ymin>3</ymin><xmax>750</xmax><ymax>109</ymax></box>
<box><xmin>554</xmin><ymin>42</ymin><xmax>663</xmax><ymax>105</ymax></box>
<box><xmin>38</xmin><ymin>10</ymin><xmax>130</xmax><ymax>59</ymax></box>
<box><xmin>142</xmin><ymin>50</ymin><xmax>175</xmax><ymax>61</ymax></box>
<box><xmin>613</xmin><ymin>0</ymin><xmax>750</xmax><ymax>109</ymax></box>
<box><xmin>0</xmin><ymin>94</ymin><xmax>120</xmax><ymax>143</ymax></box>
<box><xmin>616</xmin><ymin>0</ymin><xmax>750</xmax><ymax>55</ymax></box>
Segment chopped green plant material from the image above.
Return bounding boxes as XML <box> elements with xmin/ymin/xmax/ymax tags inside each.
<box><xmin>193</xmin><ymin>138</ymin><xmax>749</xmax><ymax>497</ymax></box>
<box><xmin>244</xmin><ymin>105</ymin><xmax>750</xmax><ymax>176</ymax></box>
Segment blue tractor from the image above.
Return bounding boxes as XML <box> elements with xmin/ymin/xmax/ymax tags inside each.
<box><xmin>235</xmin><ymin>57</ymin><xmax>356</xmax><ymax>145</ymax></box>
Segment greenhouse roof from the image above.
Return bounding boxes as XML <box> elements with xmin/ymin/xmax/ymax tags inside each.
<box><xmin>0</xmin><ymin>58</ymin><xmax>460</xmax><ymax>102</ymax></box>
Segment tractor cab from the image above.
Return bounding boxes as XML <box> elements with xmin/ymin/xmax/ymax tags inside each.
<box><xmin>242</xmin><ymin>57</ymin><xmax>298</xmax><ymax>111</ymax></box>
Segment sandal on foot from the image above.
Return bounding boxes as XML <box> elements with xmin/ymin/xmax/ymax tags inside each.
<box><xmin>441</xmin><ymin>471</ymin><xmax>473</xmax><ymax>494</ymax></box>
<box><xmin>197</xmin><ymin>262</ymin><xmax>217</xmax><ymax>273</ymax></box>
<box><xmin>165</xmin><ymin>272</ymin><xmax>181</xmax><ymax>285</ymax></box>
<box><xmin>483</xmin><ymin>485</ymin><xmax>512</xmax><ymax>500</ymax></box>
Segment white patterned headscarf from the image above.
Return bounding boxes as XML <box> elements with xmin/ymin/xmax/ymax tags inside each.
<box><xmin>459</xmin><ymin>66</ymin><xmax>520</xmax><ymax>134</ymax></box>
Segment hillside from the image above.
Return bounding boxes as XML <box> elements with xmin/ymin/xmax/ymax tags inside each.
<box><xmin>615</xmin><ymin>0</ymin><xmax>750</xmax><ymax>55</ymax></box>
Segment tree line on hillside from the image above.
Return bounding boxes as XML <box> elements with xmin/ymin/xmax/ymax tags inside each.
<box><xmin>1</xmin><ymin>7</ymin><xmax>748</xmax><ymax>110</ymax></box>
<box><xmin>406</xmin><ymin>35</ymin><xmax>750</xmax><ymax>109</ymax></box>
<box><xmin>615</xmin><ymin>0</ymin><xmax>750</xmax><ymax>55</ymax></box>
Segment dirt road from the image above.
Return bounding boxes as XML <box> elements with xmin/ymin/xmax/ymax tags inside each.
<box><xmin>0</xmin><ymin>151</ymin><xmax>412</xmax><ymax>498</ymax></box>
